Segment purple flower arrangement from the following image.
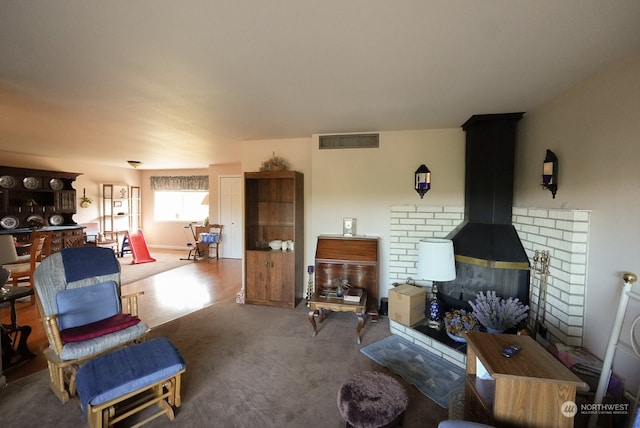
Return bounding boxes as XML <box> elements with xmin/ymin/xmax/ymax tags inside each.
<box><xmin>468</xmin><ymin>290</ymin><xmax>529</xmax><ymax>332</ymax></box>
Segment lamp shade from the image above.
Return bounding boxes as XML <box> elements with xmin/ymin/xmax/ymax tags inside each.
<box><xmin>417</xmin><ymin>238</ymin><xmax>456</xmax><ymax>281</ymax></box>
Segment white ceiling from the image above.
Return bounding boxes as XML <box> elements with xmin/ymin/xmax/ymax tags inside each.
<box><xmin>1</xmin><ymin>1</ymin><xmax>639</xmax><ymax>170</ymax></box>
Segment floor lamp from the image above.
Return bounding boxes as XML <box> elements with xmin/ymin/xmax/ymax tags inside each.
<box><xmin>418</xmin><ymin>238</ymin><xmax>456</xmax><ymax>330</ymax></box>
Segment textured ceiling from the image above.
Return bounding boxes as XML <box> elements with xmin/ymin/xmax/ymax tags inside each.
<box><xmin>1</xmin><ymin>1</ymin><xmax>639</xmax><ymax>169</ymax></box>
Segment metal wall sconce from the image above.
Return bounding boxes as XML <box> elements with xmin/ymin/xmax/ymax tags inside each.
<box><xmin>541</xmin><ymin>149</ymin><xmax>558</xmax><ymax>198</ymax></box>
<box><xmin>415</xmin><ymin>164</ymin><xmax>431</xmax><ymax>198</ymax></box>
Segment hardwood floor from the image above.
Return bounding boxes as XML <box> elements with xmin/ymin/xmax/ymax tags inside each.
<box><xmin>0</xmin><ymin>253</ymin><xmax>242</xmax><ymax>383</ymax></box>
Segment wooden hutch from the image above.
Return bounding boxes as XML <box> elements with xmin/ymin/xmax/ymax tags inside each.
<box><xmin>0</xmin><ymin>165</ymin><xmax>84</xmax><ymax>252</ymax></box>
<box><xmin>244</xmin><ymin>171</ymin><xmax>304</xmax><ymax>308</ymax></box>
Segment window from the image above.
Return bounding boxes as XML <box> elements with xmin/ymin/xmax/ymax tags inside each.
<box><xmin>154</xmin><ymin>191</ymin><xmax>208</xmax><ymax>222</ymax></box>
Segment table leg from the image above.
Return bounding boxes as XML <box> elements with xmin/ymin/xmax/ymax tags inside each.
<box><xmin>9</xmin><ymin>301</ymin><xmax>18</xmax><ymax>328</ymax></box>
<box><xmin>308</xmin><ymin>309</ymin><xmax>318</xmax><ymax>337</ymax></box>
<box><xmin>356</xmin><ymin>313</ymin><xmax>365</xmax><ymax>344</ymax></box>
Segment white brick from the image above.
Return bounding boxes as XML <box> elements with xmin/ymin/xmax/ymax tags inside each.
<box><xmin>528</xmin><ymin>209</ymin><xmax>549</xmax><ymax>218</ymax></box>
<box><xmin>563</xmin><ymin>231</ymin><xmax>588</xmax><ymax>243</ymax></box>
<box><xmin>512</xmin><ymin>207</ymin><xmax>529</xmax><ymax>216</ymax></box>
<box><xmin>391</xmin><ymin>205</ymin><xmax>416</xmax><ymax>213</ymax></box>
<box><xmin>521</xmin><ymin>224</ymin><xmax>540</xmax><ymax>234</ymax></box>
<box><xmin>571</xmin><ymin>222</ymin><xmax>590</xmax><ymax>232</ymax></box>
<box><xmin>443</xmin><ymin>206</ymin><xmax>464</xmax><ymax>213</ymax></box>
<box><xmin>408</xmin><ymin>212</ymin><xmax>435</xmax><ymax>219</ymax></box>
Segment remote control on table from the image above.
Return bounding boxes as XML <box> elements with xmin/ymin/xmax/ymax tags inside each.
<box><xmin>502</xmin><ymin>344</ymin><xmax>522</xmax><ymax>358</ymax></box>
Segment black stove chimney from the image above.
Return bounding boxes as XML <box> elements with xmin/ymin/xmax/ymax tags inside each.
<box><xmin>442</xmin><ymin>113</ymin><xmax>530</xmax><ymax>308</ymax></box>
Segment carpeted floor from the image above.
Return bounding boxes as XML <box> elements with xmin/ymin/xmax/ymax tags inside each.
<box><xmin>361</xmin><ymin>334</ymin><xmax>465</xmax><ymax>408</ymax></box>
<box><xmin>0</xmin><ymin>299</ymin><xmax>449</xmax><ymax>427</ymax></box>
<box><xmin>118</xmin><ymin>249</ymin><xmax>191</xmax><ymax>285</ymax></box>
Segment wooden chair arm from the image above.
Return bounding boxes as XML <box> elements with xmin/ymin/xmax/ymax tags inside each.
<box><xmin>121</xmin><ymin>291</ymin><xmax>144</xmax><ymax>317</ymax></box>
<box><xmin>43</xmin><ymin>314</ymin><xmax>64</xmax><ymax>355</ymax></box>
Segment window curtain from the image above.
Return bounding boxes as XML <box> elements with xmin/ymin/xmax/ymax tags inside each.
<box><xmin>150</xmin><ymin>175</ymin><xmax>209</xmax><ymax>191</ymax></box>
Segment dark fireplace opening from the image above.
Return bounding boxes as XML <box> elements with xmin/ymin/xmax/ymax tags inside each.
<box><xmin>439</xmin><ymin>262</ymin><xmax>530</xmax><ymax>311</ymax></box>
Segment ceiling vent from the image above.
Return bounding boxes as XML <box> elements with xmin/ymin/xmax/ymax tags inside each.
<box><xmin>319</xmin><ymin>134</ymin><xmax>379</xmax><ymax>150</ymax></box>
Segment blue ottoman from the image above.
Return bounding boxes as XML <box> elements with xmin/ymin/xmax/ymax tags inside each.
<box><xmin>76</xmin><ymin>338</ymin><xmax>186</xmax><ymax>428</ymax></box>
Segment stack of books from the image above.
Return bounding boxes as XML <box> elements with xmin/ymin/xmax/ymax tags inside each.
<box><xmin>343</xmin><ymin>287</ymin><xmax>363</xmax><ymax>303</ymax></box>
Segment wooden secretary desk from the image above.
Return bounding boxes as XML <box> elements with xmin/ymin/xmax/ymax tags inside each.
<box><xmin>314</xmin><ymin>235</ymin><xmax>379</xmax><ymax>317</ymax></box>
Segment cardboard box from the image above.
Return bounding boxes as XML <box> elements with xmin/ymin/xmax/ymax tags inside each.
<box><xmin>388</xmin><ymin>284</ymin><xmax>426</xmax><ymax>326</ymax></box>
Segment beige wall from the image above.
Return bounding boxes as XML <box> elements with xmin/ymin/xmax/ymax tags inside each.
<box><xmin>309</xmin><ymin>130</ymin><xmax>465</xmax><ymax>290</ymax></box>
<box><xmin>207</xmin><ymin>162</ymin><xmax>242</xmax><ymax>225</ymax></box>
<box><xmin>515</xmin><ymin>52</ymin><xmax>640</xmax><ymax>391</ymax></box>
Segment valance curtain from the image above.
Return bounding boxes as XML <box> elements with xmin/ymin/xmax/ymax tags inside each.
<box><xmin>150</xmin><ymin>176</ymin><xmax>209</xmax><ymax>191</ymax></box>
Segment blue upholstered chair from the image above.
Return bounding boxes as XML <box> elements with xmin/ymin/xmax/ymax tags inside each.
<box><xmin>33</xmin><ymin>246</ymin><xmax>149</xmax><ymax>403</ymax></box>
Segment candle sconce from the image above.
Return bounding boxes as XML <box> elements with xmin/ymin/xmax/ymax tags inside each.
<box><xmin>541</xmin><ymin>149</ymin><xmax>558</xmax><ymax>198</ymax></box>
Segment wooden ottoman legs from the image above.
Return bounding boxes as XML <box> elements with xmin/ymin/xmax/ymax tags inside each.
<box><xmin>86</xmin><ymin>372</ymin><xmax>185</xmax><ymax>428</ymax></box>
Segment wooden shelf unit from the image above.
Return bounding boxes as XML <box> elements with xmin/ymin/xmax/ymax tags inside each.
<box><xmin>314</xmin><ymin>235</ymin><xmax>380</xmax><ymax>315</ymax></box>
<box><xmin>244</xmin><ymin>171</ymin><xmax>304</xmax><ymax>308</ymax></box>
<box><xmin>102</xmin><ymin>184</ymin><xmax>141</xmax><ymax>241</ymax></box>
<box><xmin>464</xmin><ymin>332</ymin><xmax>587</xmax><ymax>428</ymax></box>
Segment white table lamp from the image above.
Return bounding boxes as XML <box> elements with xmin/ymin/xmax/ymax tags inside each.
<box><xmin>418</xmin><ymin>238</ymin><xmax>456</xmax><ymax>329</ymax></box>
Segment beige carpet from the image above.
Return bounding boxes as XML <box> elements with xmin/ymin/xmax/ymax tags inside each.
<box><xmin>118</xmin><ymin>249</ymin><xmax>192</xmax><ymax>285</ymax></box>
<box><xmin>0</xmin><ymin>299</ymin><xmax>448</xmax><ymax>427</ymax></box>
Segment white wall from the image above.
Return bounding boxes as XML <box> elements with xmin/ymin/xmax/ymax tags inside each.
<box><xmin>515</xmin><ymin>51</ymin><xmax>640</xmax><ymax>392</ymax></box>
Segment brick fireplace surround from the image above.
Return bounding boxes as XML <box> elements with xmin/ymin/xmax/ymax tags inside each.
<box><xmin>388</xmin><ymin>205</ymin><xmax>590</xmax><ymax>368</ymax></box>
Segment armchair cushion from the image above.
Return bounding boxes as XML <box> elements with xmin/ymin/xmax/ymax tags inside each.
<box><xmin>59</xmin><ymin>322</ymin><xmax>149</xmax><ymax>361</ymax></box>
<box><xmin>60</xmin><ymin>313</ymin><xmax>141</xmax><ymax>344</ymax></box>
<box><xmin>55</xmin><ymin>281</ymin><xmax>120</xmax><ymax>330</ymax></box>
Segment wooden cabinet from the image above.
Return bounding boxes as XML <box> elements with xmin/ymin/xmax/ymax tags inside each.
<box><xmin>7</xmin><ymin>226</ymin><xmax>84</xmax><ymax>255</ymax></box>
<box><xmin>244</xmin><ymin>171</ymin><xmax>304</xmax><ymax>308</ymax></box>
<box><xmin>0</xmin><ymin>165</ymin><xmax>80</xmax><ymax>229</ymax></box>
<box><xmin>245</xmin><ymin>250</ymin><xmax>295</xmax><ymax>305</ymax></box>
<box><xmin>464</xmin><ymin>332</ymin><xmax>587</xmax><ymax>428</ymax></box>
<box><xmin>0</xmin><ymin>166</ymin><xmax>85</xmax><ymax>253</ymax></box>
<box><xmin>314</xmin><ymin>235</ymin><xmax>379</xmax><ymax>315</ymax></box>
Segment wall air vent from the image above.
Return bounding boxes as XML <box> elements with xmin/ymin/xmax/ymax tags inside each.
<box><xmin>319</xmin><ymin>134</ymin><xmax>379</xmax><ymax>150</ymax></box>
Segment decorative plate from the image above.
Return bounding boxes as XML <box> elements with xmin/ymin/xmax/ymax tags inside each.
<box><xmin>23</xmin><ymin>176</ymin><xmax>40</xmax><ymax>189</ymax></box>
<box><xmin>0</xmin><ymin>216</ymin><xmax>19</xmax><ymax>229</ymax></box>
<box><xmin>49</xmin><ymin>214</ymin><xmax>64</xmax><ymax>226</ymax></box>
<box><xmin>0</xmin><ymin>175</ymin><xmax>16</xmax><ymax>189</ymax></box>
<box><xmin>27</xmin><ymin>215</ymin><xmax>44</xmax><ymax>225</ymax></box>
<box><xmin>49</xmin><ymin>178</ymin><xmax>64</xmax><ymax>190</ymax></box>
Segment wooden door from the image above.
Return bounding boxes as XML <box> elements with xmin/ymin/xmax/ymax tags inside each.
<box><xmin>245</xmin><ymin>251</ymin><xmax>270</xmax><ymax>302</ymax></box>
<box><xmin>267</xmin><ymin>251</ymin><xmax>295</xmax><ymax>304</ymax></box>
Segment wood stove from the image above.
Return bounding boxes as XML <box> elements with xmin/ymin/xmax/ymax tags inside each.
<box><xmin>440</xmin><ymin>113</ymin><xmax>530</xmax><ymax>312</ymax></box>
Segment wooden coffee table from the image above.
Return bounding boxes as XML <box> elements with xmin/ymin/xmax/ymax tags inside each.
<box><xmin>307</xmin><ymin>289</ymin><xmax>367</xmax><ymax>344</ymax></box>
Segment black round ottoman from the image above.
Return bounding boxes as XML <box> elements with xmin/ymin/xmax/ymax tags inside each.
<box><xmin>337</xmin><ymin>371</ymin><xmax>409</xmax><ymax>428</ymax></box>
